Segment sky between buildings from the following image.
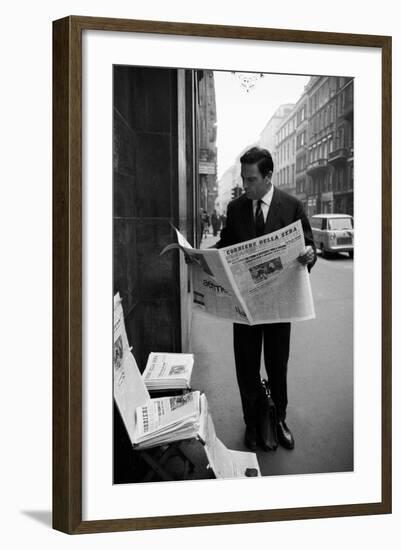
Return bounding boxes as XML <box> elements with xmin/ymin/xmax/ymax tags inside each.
<box><xmin>214</xmin><ymin>71</ymin><xmax>311</xmax><ymax>180</ymax></box>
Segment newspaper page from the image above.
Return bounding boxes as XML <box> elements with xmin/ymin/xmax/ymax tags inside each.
<box><xmin>114</xmin><ymin>293</ymin><xmax>130</xmax><ymax>366</ymax></box>
<box><xmin>161</xmin><ymin>230</ymin><xmax>251</xmax><ymax>323</ymax></box>
<box><xmin>202</xmin><ymin>409</ymin><xmax>260</xmax><ymax>478</ymax></box>
<box><xmin>189</xmin><ymin>249</ymin><xmax>250</xmax><ymax>323</ymax></box>
<box><xmin>134</xmin><ymin>391</ymin><xmax>201</xmax><ymax>447</ymax></box>
<box><xmin>142</xmin><ymin>352</ymin><xmax>194</xmax><ymax>389</ymax></box>
<box><xmin>162</xmin><ymin>222</ymin><xmax>314</xmax><ymax>324</ymax></box>
<box><xmin>113</xmin><ymin>294</ymin><xmax>150</xmax><ymax>444</ymax></box>
<box><xmin>222</xmin><ymin>220</ymin><xmax>315</xmax><ymax>324</ymax></box>
<box><xmin>228</xmin><ymin>448</ymin><xmax>261</xmax><ymax>477</ymax></box>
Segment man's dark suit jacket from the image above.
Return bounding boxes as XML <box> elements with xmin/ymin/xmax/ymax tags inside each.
<box><xmin>217</xmin><ymin>187</ymin><xmax>317</xmax><ymax>271</ymax></box>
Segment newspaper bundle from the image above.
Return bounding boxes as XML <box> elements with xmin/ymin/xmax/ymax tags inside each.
<box><xmin>134</xmin><ymin>391</ymin><xmax>203</xmax><ymax>449</ymax></box>
<box><xmin>142</xmin><ymin>352</ymin><xmax>194</xmax><ymax>391</ymax></box>
<box><xmin>161</xmin><ymin>220</ymin><xmax>315</xmax><ymax>325</ymax></box>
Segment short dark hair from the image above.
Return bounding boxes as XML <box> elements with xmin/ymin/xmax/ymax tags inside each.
<box><xmin>240</xmin><ymin>147</ymin><xmax>274</xmax><ymax>177</ymax></box>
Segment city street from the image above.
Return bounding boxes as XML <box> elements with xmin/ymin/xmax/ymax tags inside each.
<box><xmin>189</xmin><ymin>236</ymin><xmax>353</xmax><ymax>477</ymax></box>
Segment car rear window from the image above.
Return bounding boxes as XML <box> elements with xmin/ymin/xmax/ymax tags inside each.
<box><xmin>311</xmin><ymin>218</ymin><xmax>323</xmax><ymax>229</ymax></box>
<box><xmin>328</xmin><ymin>218</ymin><xmax>353</xmax><ymax>230</ymax></box>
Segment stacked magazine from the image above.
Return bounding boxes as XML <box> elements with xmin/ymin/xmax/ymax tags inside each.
<box><xmin>142</xmin><ymin>352</ymin><xmax>194</xmax><ymax>392</ymax></box>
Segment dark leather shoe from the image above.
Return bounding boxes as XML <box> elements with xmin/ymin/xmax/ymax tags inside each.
<box><xmin>244</xmin><ymin>426</ymin><xmax>258</xmax><ymax>451</ymax></box>
<box><xmin>277</xmin><ymin>420</ymin><xmax>295</xmax><ymax>449</ymax></box>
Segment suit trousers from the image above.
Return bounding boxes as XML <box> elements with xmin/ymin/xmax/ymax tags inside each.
<box><xmin>233</xmin><ymin>322</ymin><xmax>291</xmax><ymax>427</ymax></box>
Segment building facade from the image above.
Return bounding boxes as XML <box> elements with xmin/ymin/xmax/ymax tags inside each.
<box><xmin>217</xmin><ymin>164</ymin><xmax>239</xmax><ymax>215</ymax></box>
<box><xmin>217</xmin><ymin>142</ymin><xmax>257</xmax><ymax>214</ymax></box>
<box><xmin>295</xmin><ymin>94</ymin><xmax>309</xmax><ymax>210</ymax></box>
<box><xmin>197</xmin><ymin>71</ymin><xmax>218</xmax><ymax>215</ymax></box>
<box><xmin>275</xmin><ymin>108</ymin><xmax>297</xmax><ymax>195</ymax></box>
<box><xmin>329</xmin><ymin>77</ymin><xmax>354</xmax><ymax>215</ymax></box>
<box><xmin>305</xmin><ymin>76</ymin><xmax>334</xmax><ymax>215</ymax></box>
<box><xmin>259</xmin><ymin>103</ymin><xmax>294</xmax><ymax>185</ymax></box>
<box><xmin>304</xmin><ymin>76</ymin><xmax>354</xmax><ymax>216</ymax></box>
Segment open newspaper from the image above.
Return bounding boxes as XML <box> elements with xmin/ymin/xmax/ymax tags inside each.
<box><xmin>142</xmin><ymin>352</ymin><xmax>194</xmax><ymax>391</ymax></box>
<box><xmin>161</xmin><ymin>220</ymin><xmax>315</xmax><ymax>325</ymax></box>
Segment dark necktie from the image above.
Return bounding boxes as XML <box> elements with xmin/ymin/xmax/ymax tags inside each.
<box><xmin>255</xmin><ymin>199</ymin><xmax>265</xmax><ymax>237</ymax></box>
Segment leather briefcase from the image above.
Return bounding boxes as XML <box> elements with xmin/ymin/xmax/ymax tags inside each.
<box><xmin>258</xmin><ymin>379</ymin><xmax>278</xmax><ymax>451</ymax></box>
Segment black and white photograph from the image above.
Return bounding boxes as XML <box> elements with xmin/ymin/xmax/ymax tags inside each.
<box><xmin>112</xmin><ymin>66</ymin><xmax>354</xmax><ymax>484</ymax></box>
<box><xmin>1</xmin><ymin>0</ymin><xmax>398</xmax><ymax>543</ymax></box>
<box><xmin>249</xmin><ymin>257</ymin><xmax>283</xmax><ymax>283</ymax></box>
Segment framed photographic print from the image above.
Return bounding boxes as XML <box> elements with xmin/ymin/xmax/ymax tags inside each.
<box><xmin>53</xmin><ymin>16</ymin><xmax>391</xmax><ymax>534</ymax></box>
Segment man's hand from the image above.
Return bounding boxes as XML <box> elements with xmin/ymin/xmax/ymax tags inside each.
<box><xmin>297</xmin><ymin>245</ymin><xmax>315</xmax><ymax>266</ymax></box>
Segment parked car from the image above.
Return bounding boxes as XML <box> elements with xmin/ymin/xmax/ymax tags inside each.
<box><xmin>310</xmin><ymin>214</ymin><xmax>354</xmax><ymax>258</ymax></box>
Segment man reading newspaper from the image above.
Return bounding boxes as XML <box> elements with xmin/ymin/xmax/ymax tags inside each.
<box><xmin>215</xmin><ymin>147</ymin><xmax>316</xmax><ymax>452</ymax></box>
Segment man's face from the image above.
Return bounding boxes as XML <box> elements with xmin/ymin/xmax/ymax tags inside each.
<box><xmin>241</xmin><ymin>162</ymin><xmax>272</xmax><ymax>200</ymax></box>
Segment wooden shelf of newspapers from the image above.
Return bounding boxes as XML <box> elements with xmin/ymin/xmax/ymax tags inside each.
<box><xmin>114</xmin><ymin>294</ymin><xmax>261</xmax><ymax>482</ymax></box>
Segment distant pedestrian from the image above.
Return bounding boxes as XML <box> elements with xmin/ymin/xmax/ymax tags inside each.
<box><xmin>200</xmin><ymin>208</ymin><xmax>210</xmax><ymax>239</ymax></box>
<box><xmin>211</xmin><ymin>209</ymin><xmax>221</xmax><ymax>236</ymax></box>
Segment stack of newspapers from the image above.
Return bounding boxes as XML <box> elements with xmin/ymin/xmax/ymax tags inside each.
<box><xmin>114</xmin><ymin>294</ymin><xmax>205</xmax><ymax>450</ymax></box>
<box><xmin>142</xmin><ymin>352</ymin><xmax>194</xmax><ymax>392</ymax></box>
<box><xmin>114</xmin><ymin>292</ymin><xmax>260</xmax><ymax>474</ymax></box>
<box><xmin>133</xmin><ymin>391</ymin><xmax>207</xmax><ymax>449</ymax></box>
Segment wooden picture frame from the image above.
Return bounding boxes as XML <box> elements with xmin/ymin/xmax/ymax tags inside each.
<box><xmin>53</xmin><ymin>15</ymin><xmax>391</xmax><ymax>534</ymax></box>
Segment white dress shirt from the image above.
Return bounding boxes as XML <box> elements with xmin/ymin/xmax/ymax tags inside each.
<box><xmin>253</xmin><ymin>184</ymin><xmax>274</xmax><ymax>223</ymax></box>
